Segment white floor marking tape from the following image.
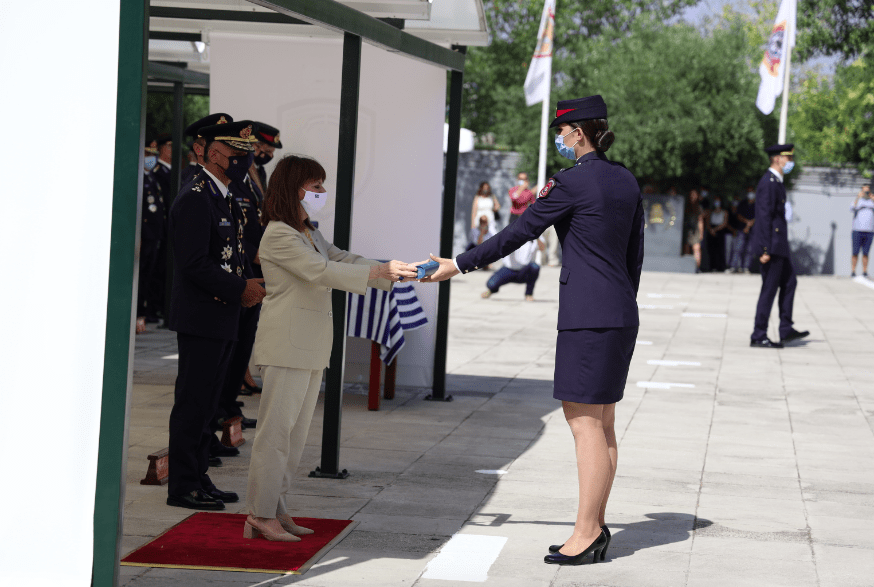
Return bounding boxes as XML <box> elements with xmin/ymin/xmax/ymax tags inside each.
<box><xmin>162</xmin><ymin>354</ymin><xmax>179</xmax><ymax>360</ymax></box>
<box><xmin>647</xmin><ymin>360</ymin><xmax>702</xmax><ymax>366</ymax></box>
<box><xmin>638</xmin><ymin>304</ymin><xmax>675</xmax><ymax>309</ymax></box>
<box><xmin>422</xmin><ymin>534</ymin><xmax>508</xmax><ymax>582</ymax></box>
<box><xmin>647</xmin><ymin>293</ymin><xmax>682</xmax><ymax>298</ymax></box>
<box><xmin>637</xmin><ymin>381</ymin><xmax>696</xmax><ymax>389</ymax></box>
<box><xmin>682</xmin><ymin>313</ymin><xmax>727</xmax><ymax>318</ymax></box>
<box><xmin>475</xmin><ymin>469</ymin><xmax>508</xmax><ymax>475</ymax></box>
<box><xmin>636</xmin><ymin>340</ymin><xmax>653</xmax><ymax>345</ymax></box>
<box><xmin>852</xmin><ymin>276</ymin><xmax>874</xmax><ymax>290</ymax></box>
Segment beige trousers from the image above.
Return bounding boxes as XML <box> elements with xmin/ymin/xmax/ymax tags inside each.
<box><xmin>246</xmin><ymin>365</ymin><xmax>323</xmax><ymax>518</ymax></box>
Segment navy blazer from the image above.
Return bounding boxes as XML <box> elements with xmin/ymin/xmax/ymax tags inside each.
<box><xmin>750</xmin><ymin>169</ymin><xmax>790</xmax><ymax>258</ymax></box>
<box><xmin>141</xmin><ymin>171</ymin><xmax>165</xmax><ymax>242</ymax></box>
<box><xmin>168</xmin><ymin>169</ymin><xmax>249</xmax><ymax>341</ymax></box>
<box><xmin>456</xmin><ymin>151</ymin><xmax>644</xmax><ymax>330</ymax></box>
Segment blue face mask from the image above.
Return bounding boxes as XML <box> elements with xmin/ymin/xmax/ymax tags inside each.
<box><xmin>782</xmin><ymin>161</ymin><xmax>795</xmax><ymax>174</ymax></box>
<box><xmin>144</xmin><ymin>155</ymin><xmax>157</xmax><ymax>171</ymax></box>
<box><xmin>554</xmin><ymin>129</ymin><xmax>579</xmax><ymax>160</ymax></box>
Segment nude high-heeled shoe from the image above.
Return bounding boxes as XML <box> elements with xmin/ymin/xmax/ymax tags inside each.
<box><xmin>243</xmin><ymin>515</ymin><xmax>301</xmax><ymax>542</ymax></box>
<box><xmin>278</xmin><ymin>513</ymin><xmax>314</xmax><ymax>536</ymax></box>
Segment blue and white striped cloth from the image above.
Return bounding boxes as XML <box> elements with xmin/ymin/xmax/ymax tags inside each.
<box><xmin>346</xmin><ymin>282</ymin><xmax>428</xmax><ymax>365</ymax></box>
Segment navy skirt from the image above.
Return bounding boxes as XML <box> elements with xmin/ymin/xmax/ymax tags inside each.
<box><xmin>553</xmin><ymin>326</ymin><xmax>638</xmax><ymax>404</ymax></box>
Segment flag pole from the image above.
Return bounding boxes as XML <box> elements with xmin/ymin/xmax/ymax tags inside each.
<box><xmin>537</xmin><ymin>65</ymin><xmax>551</xmax><ymax>190</ymax></box>
<box><xmin>778</xmin><ymin>19</ymin><xmax>793</xmax><ymax>143</ymax></box>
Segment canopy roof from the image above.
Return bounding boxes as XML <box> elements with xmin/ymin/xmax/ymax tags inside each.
<box><xmin>149</xmin><ymin>0</ymin><xmax>487</xmax><ymax>77</ymax></box>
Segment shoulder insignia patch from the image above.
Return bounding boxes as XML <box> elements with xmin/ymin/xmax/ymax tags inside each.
<box><xmin>539</xmin><ymin>178</ymin><xmax>556</xmax><ymax>199</ymax></box>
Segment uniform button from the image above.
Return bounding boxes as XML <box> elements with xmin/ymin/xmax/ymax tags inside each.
<box><xmin>775</xmin><ymin>228</ymin><xmax>779</xmax><ymax>232</ymax></box>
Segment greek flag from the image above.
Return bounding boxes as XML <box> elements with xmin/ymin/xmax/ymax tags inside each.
<box><xmin>346</xmin><ymin>282</ymin><xmax>428</xmax><ymax>365</ymax></box>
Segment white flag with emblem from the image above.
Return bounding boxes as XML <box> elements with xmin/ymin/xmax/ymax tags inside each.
<box><xmin>523</xmin><ymin>0</ymin><xmax>556</xmax><ymax>106</ymax></box>
<box><xmin>756</xmin><ymin>0</ymin><xmax>797</xmax><ymax>115</ymax></box>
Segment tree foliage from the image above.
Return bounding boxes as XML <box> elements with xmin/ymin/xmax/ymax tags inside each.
<box><xmin>797</xmin><ymin>0</ymin><xmax>874</xmax><ymax>60</ymax></box>
<box><xmin>790</xmin><ymin>58</ymin><xmax>874</xmax><ymax>171</ymax></box>
<box><xmin>462</xmin><ymin>2</ymin><xmax>778</xmax><ymax>194</ymax></box>
<box><xmin>145</xmin><ymin>93</ymin><xmax>210</xmax><ymax>143</ymax></box>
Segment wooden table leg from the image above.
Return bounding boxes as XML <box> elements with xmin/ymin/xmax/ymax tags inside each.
<box><xmin>368</xmin><ymin>341</ymin><xmax>381</xmax><ymax>411</ymax></box>
<box><xmin>384</xmin><ymin>358</ymin><xmax>397</xmax><ymax>400</ymax></box>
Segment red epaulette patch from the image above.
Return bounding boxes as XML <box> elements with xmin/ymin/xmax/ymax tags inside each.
<box><xmin>539</xmin><ymin>178</ymin><xmax>556</xmax><ymax>199</ymax></box>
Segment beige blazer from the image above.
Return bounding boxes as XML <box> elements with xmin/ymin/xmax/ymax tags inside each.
<box><xmin>252</xmin><ymin>221</ymin><xmax>392</xmax><ymax>370</ymax></box>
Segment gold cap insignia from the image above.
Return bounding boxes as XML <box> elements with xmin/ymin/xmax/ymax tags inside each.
<box><xmin>275</xmin><ymin>132</ymin><xmax>280</xmax><ymax>142</ymax></box>
<box><xmin>241</xmin><ymin>125</ymin><xmax>253</xmax><ymax>139</ymax></box>
<box><xmin>218</xmin><ymin>116</ymin><xmax>228</xmax><ymax>124</ymax></box>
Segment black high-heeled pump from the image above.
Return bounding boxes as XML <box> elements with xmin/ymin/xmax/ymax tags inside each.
<box><xmin>549</xmin><ymin>525</ymin><xmax>611</xmax><ymax>561</ymax></box>
<box><xmin>544</xmin><ymin>531</ymin><xmax>607</xmax><ymax>565</ymax></box>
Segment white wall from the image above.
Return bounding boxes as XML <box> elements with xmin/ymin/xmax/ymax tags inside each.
<box><xmin>210</xmin><ymin>33</ymin><xmax>446</xmax><ymax>387</ymax></box>
<box><xmin>0</xmin><ymin>2</ymin><xmax>121</xmax><ymax>585</ymax></box>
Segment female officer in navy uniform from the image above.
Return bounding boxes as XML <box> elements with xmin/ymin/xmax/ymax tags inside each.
<box><xmin>425</xmin><ymin>95</ymin><xmax>644</xmax><ymax>566</ymax></box>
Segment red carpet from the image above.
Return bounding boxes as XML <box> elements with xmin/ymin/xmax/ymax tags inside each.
<box><xmin>121</xmin><ymin>513</ymin><xmax>356</xmax><ymax>574</ymax></box>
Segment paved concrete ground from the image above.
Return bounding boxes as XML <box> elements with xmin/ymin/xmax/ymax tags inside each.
<box><xmin>120</xmin><ymin>268</ymin><xmax>874</xmax><ymax>587</ymax></box>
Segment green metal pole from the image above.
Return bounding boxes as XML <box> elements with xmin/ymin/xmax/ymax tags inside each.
<box><xmin>311</xmin><ymin>32</ymin><xmax>362</xmax><ymax>479</ymax></box>
<box><xmin>428</xmin><ymin>46</ymin><xmax>466</xmax><ymax>402</ymax></box>
<box><xmin>91</xmin><ymin>0</ymin><xmax>148</xmax><ymax>585</ymax></box>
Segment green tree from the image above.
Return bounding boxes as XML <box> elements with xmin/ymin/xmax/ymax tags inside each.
<box><xmin>797</xmin><ymin>0</ymin><xmax>874</xmax><ymax>60</ymax></box>
<box><xmin>553</xmin><ymin>20</ymin><xmax>775</xmax><ymax>194</ymax></box>
<box><xmin>461</xmin><ymin>0</ymin><xmax>698</xmax><ymax>150</ymax></box>
<box><xmin>790</xmin><ymin>58</ymin><xmax>874</xmax><ymax>171</ymax></box>
<box><xmin>145</xmin><ymin>93</ymin><xmax>210</xmax><ymax>142</ymax></box>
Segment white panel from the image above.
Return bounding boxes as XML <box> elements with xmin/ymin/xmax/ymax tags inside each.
<box><xmin>0</xmin><ymin>2</ymin><xmax>121</xmax><ymax>586</ymax></box>
<box><xmin>210</xmin><ymin>33</ymin><xmax>445</xmax><ymax>387</ymax></box>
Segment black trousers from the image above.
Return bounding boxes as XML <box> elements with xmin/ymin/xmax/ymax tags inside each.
<box><xmin>214</xmin><ymin>305</ymin><xmax>260</xmax><ymax>425</ymax></box>
<box><xmin>169</xmin><ymin>333</ymin><xmax>235</xmax><ymax>496</ymax></box>
<box><xmin>751</xmin><ymin>254</ymin><xmax>797</xmax><ymax>341</ymax></box>
<box><xmin>136</xmin><ymin>240</ymin><xmax>159</xmax><ymax>316</ymax></box>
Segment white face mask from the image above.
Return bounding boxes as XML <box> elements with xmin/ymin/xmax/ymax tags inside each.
<box><xmin>517</xmin><ymin>179</ymin><xmax>526</xmax><ymax>187</ymax></box>
<box><xmin>301</xmin><ymin>190</ymin><xmax>329</xmax><ymax>216</ymax></box>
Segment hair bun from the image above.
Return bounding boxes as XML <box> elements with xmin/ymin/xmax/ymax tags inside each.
<box><xmin>595</xmin><ymin>130</ymin><xmax>615</xmax><ymax>152</ymax></box>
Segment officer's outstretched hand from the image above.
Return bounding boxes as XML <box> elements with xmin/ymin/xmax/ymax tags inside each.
<box><xmin>241</xmin><ymin>278</ymin><xmax>266</xmax><ymax>307</ymax></box>
<box><xmin>419</xmin><ymin>254</ymin><xmax>460</xmax><ymax>283</ymax></box>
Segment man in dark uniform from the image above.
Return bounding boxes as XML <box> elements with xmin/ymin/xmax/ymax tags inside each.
<box><xmin>167</xmin><ymin>120</ymin><xmax>266</xmax><ymax>510</ymax></box>
<box><xmin>210</xmin><ymin>163</ymin><xmax>265</xmax><ymax>430</ymax></box>
<box><xmin>180</xmin><ymin>140</ymin><xmax>199</xmax><ymax>188</ymax></box>
<box><xmin>136</xmin><ymin>139</ymin><xmax>165</xmax><ymax>333</ymax></box>
<box><xmin>184</xmin><ymin>113</ymin><xmax>234</xmax><ymax>188</ymax></box>
<box><xmin>252</xmin><ymin>122</ymin><xmax>283</xmax><ymax>192</ymax></box>
<box><xmin>148</xmin><ymin>133</ymin><xmax>173</xmax><ymax>323</ymax></box>
<box><xmin>749</xmin><ymin>144</ymin><xmax>809</xmax><ymax>348</ymax></box>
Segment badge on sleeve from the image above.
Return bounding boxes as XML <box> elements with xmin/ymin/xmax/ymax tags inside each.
<box><xmin>539</xmin><ymin>178</ymin><xmax>556</xmax><ymax>199</ymax></box>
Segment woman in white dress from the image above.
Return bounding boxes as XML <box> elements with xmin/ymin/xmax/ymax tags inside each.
<box><xmin>471</xmin><ymin>181</ymin><xmax>501</xmax><ymax>231</ymax></box>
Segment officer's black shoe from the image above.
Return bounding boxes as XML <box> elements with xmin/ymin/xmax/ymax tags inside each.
<box><xmin>167</xmin><ymin>489</ymin><xmax>225</xmax><ymax>511</ymax></box>
<box><xmin>210</xmin><ymin>444</ymin><xmax>240</xmax><ymax>458</ymax></box>
<box><xmin>781</xmin><ymin>329</ymin><xmax>810</xmax><ymax>344</ymax></box>
<box><xmin>240</xmin><ymin>417</ymin><xmax>257</xmax><ymax>429</ymax></box>
<box><xmin>208</xmin><ymin>456</ymin><xmax>223</xmax><ymax>467</ymax></box>
<box><xmin>235</xmin><ymin>400</ymin><xmax>245</xmax><ymax>407</ymax></box>
<box><xmin>204</xmin><ymin>487</ymin><xmax>239</xmax><ymax>503</ymax></box>
<box><xmin>750</xmin><ymin>338</ymin><xmax>783</xmax><ymax>349</ymax></box>
<box><xmin>239</xmin><ymin>387</ymin><xmax>254</xmax><ymax>396</ymax></box>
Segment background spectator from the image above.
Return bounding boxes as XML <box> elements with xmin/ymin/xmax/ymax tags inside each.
<box><xmin>508</xmin><ymin>171</ymin><xmax>535</xmax><ymax>224</ymax></box>
<box><xmin>471</xmin><ymin>181</ymin><xmax>500</xmax><ymax>231</ymax></box>
<box><xmin>851</xmin><ymin>184</ymin><xmax>874</xmax><ymax>277</ymax></box>
<box><xmin>481</xmin><ymin>238</ymin><xmax>545</xmax><ymax>301</ymax></box>
<box><xmin>684</xmin><ymin>189</ymin><xmax>704</xmax><ymax>273</ymax></box>
<box><xmin>705</xmin><ymin>194</ymin><xmax>730</xmax><ymax>272</ymax></box>
<box><xmin>731</xmin><ymin>187</ymin><xmax>756</xmax><ymax>273</ymax></box>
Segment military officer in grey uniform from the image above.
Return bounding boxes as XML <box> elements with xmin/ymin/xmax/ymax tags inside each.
<box><xmin>749</xmin><ymin>144</ymin><xmax>809</xmax><ymax>348</ymax></box>
<box><xmin>166</xmin><ymin>120</ymin><xmax>266</xmax><ymax>510</ymax></box>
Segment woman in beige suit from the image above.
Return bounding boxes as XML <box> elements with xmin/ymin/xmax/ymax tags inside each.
<box><xmin>244</xmin><ymin>156</ymin><xmax>417</xmax><ymax>541</ymax></box>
